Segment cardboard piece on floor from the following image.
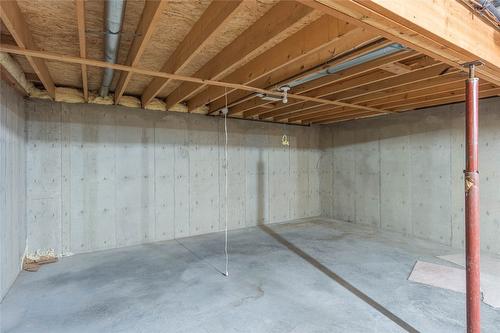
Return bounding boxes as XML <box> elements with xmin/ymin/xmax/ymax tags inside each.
<box><xmin>438</xmin><ymin>253</ymin><xmax>500</xmax><ymax>277</ymax></box>
<box><xmin>438</xmin><ymin>253</ymin><xmax>500</xmax><ymax>308</ymax></box>
<box><xmin>22</xmin><ymin>256</ymin><xmax>58</xmax><ymax>272</ymax></box>
<box><xmin>36</xmin><ymin>256</ymin><xmax>58</xmax><ymax>265</ymax></box>
<box><xmin>23</xmin><ymin>262</ymin><xmax>40</xmax><ymax>272</ymax></box>
<box><xmin>481</xmin><ymin>274</ymin><xmax>500</xmax><ymax>308</ymax></box>
<box><xmin>408</xmin><ymin>261</ymin><xmax>466</xmax><ymax>294</ymax></box>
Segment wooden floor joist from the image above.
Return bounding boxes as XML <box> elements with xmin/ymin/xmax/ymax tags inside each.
<box><xmin>141</xmin><ymin>0</ymin><xmax>243</xmax><ymax>107</ymax></box>
<box><xmin>229</xmin><ymin>47</ymin><xmax>416</xmax><ymax>117</ymax></box>
<box><xmin>286</xmin><ymin>70</ymin><xmax>464</xmax><ymax>122</ymax></box>
<box><xmin>114</xmin><ymin>0</ymin><xmax>166</xmax><ymax>105</ymax></box>
<box><xmin>0</xmin><ymin>44</ymin><xmax>386</xmax><ymax>114</ymax></box>
<box><xmin>217</xmin><ymin>38</ymin><xmax>394</xmax><ymax>115</ymax></box>
<box><xmin>192</xmin><ymin>21</ymin><xmax>378</xmax><ymax>113</ymax></box>
<box><xmin>300</xmin><ymin>0</ymin><xmax>500</xmax><ymax>86</ymax></box>
<box><xmin>288</xmin><ymin>79</ymin><xmax>466</xmax><ymax>123</ymax></box>
<box><xmin>1</xmin><ymin>0</ymin><xmax>498</xmax><ymax>124</ymax></box>
<box><xmin>163</xmin><ymin>1</ymin><xmax>315</xmax><ymax>110</ymax></box>
<box><xmin>311</xmin><ymin>86</ymin><xmax>500</xmax><ymax>125</ymax></box>
<box><xmin>255</xmin><ymin>56</ymin><xmax>445</xmax><ymax>120</ymax></box>
<box><xmin>0</xmin><ymin>0</ymin><xmax>55</xmax><ymax>98</ymax></box>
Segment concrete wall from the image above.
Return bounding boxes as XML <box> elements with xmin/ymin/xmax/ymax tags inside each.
<box><xmin>320</xmin><ymin>96</ymin><xmax>500</xmax><ymax>255</ymax></box>
<box><xmin>25</xmin><ymin>100</ymin><xmax>321</xmax><ymax>256</ymax></box>
<box><xmin>0</xmin><ymin>81</ymin><xmax>26</xmax><ymax>301</ymax></box>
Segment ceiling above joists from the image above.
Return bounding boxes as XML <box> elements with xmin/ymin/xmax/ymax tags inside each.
<box><xmin>1</xmin><ymin>0</ymin><xmax>499</xmax><ymax>125</ymax></box>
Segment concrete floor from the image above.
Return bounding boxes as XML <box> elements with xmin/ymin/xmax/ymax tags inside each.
<box><xmin>1</xmin><ymin>219</ymin><xmax>499</xmax><ymax>333</ymax></box>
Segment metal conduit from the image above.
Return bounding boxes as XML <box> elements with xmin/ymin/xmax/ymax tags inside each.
<box><xmin>99</xmin><ymin>0</ymin><xmax>126</xmax><ymax>97</ymax></box>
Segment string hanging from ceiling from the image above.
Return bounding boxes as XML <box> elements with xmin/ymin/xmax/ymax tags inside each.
<box><xmin>222</xmin><ymin>88</ymin><xmax>229</xmax><ymax>277</ymax></box>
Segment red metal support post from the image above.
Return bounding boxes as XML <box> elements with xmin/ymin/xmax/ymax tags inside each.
<box><xmin>464</xmin><ymin>62</ymin><xmax>481</xmax><ymax>333</ymax></box>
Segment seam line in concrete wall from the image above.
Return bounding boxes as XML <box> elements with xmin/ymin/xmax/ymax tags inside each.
<box><xmin>153</xmin><ymin>125</ymin><xmax>157</xmax><ymax>240</ymax></box>
<box><xmin>448</xmin><ymin>108</ymin><xmax>453</xmax><ymax>246</ymax></box>
<box><xmin>59</xmin><ymin>103</ymin><xmax>63</xmax><ymax>256</ymax></box>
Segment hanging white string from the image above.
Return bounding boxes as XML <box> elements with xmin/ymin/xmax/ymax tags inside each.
<box><xmin>223</xmin><ymin>88</ymin><xmax>229</xmax><ymax>277</ymax></box>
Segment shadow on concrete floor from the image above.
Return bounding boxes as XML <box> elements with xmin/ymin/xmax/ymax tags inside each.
<box><xmin>258</xmin><ymin>224</ymin><xmax>419</xmax><ymax>333</ymax></box>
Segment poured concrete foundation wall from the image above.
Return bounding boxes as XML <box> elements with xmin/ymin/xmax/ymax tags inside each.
<box><xmin>0</xmin><ymin>81</ymin><xmax>26</xmax><ymax>301</ymax></box>
<box><xmin>25</xmin><ymin>100</ymin><xmax>321</xmax><ymax>256</ymax></box>
<box><xmin>320</xmin><ymin>96</ymin><xmax>500</xmax><ymax>255</ymax></box>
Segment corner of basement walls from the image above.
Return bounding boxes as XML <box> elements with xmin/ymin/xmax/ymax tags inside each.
<box><xmin>0</xmin><ymin>80</ymin><xmax>27</xmax><ymax>301</ymax></box>
<box><xmin>318</xmin><ymin>96</ymin><xmax>500</xmax><ymax>256</ymax></box>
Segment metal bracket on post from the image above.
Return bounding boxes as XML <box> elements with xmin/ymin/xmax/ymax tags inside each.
<box><xmin>462</xmin><ymin>60</ymin><xmax>483</xmax><ymax>79</ymax></box>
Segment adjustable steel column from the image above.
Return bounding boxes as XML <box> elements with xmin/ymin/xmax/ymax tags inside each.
<box><xmin>464</xmin><ymin>61</ymin><xmax>481</xmax><ymax>333</ymax></box>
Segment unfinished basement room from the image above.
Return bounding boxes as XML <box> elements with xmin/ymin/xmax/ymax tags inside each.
<box><xmin>1</xmin><ymin>0</ymin><xmax>500</xmax><ymax>332</ymax></box>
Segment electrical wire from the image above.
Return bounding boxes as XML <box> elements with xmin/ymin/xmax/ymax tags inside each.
<box><xmin>223</xmin><ymin>88</ymin><xmax>229</xmax><ymax>277</ymax></box>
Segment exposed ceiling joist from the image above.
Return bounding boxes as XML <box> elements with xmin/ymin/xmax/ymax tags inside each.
<box><xmin>243</xmin><ymin>51</ymin><xmax>422</xmax><ymax>119</ymax></box>
<box><xmin>163</xmin><ymin>1</ymin><xmax>315</xmax><ymax>110</ymax></box>
<box><xmin>287</xmin><ymin>75</ymin><xmax>466</xmax><ymax>122</ymax></box>
<box><xmin>299</xmin><ymin>0</ymin><xmax>500</xmax><ymax>86</ymax></box>
<box><xmin>2</xmin><ymin>0</ymin><xmax>497</xmax><ymax>125</ymax></box>
<box><xmin>313</xmin><ymin>86</ymin><xmax>500</xmax><ymax>124</ymax></box>
<box><xmin>262</xmin><ymin>61</ymin><xmax>452</xmax><ymax>121</ymax></box>
<box><xmin>0</xmin><ymin>44</ymin><xmax>387</xmax><ymax>114</ymax></box>
<box><xmin>385</xmin><ymin>86</ymin><xmax>500</xmax><ymax>111</ymax></box>
<box><xmin>0</xmin><ymin>0</ymin><xmax>55</xmax><ymax>98</ymax></box>
<box><xmin>313</xmin><ymin>110</ymin><xmax>379</xmax><ymax>124</ymax></box>
<box><xmin>114</xmin><ymin>0</ymin><xmax>166</xmax><ymax>104</ymax></box>
<box><xmin>206</xmin><ymin>27</ymin><xmax>382</xmax><ymax>115</ymax></box>
<box><xmin>379</xmin><ymin>62</ymin><xmax>412</xmax><ymax>75</ymax></box>
<box><xmin>218</xmin><ymin>38</ymin><xmax>394</xmax><ymax>115</ymax></box>
<box><xmin>141</xmin><ymin>0</ymin><xmax>244</xmax><ymax>107</ymax></box>
<box><xmin>187</xmin><ymin>16</ymin><xmax>375</xmax><ymax>112</ymax></box>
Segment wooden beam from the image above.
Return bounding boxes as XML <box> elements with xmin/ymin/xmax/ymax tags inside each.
<box><xmin>247</xmin><ymin>70</ymin><xmax>395</xmax><ymax>119</ymax></box>
<box><xmin>310</xmin><ymin>86</ymin><xmax>500</xmax><ymax>124</ymax></box>
<box><xmin>379</xmin><ymin>61</ymin><xmax>412</xmax><ymax>75</ymax></box>
<box><xmin>299</xmin><ymin>0</ymin><xmax>500</xmax><ymax>86</ymax></box>
<box><xmin>232</xmin><ymin>48</ymin><xmax>416</xmax><ymax>117</ymax></box>
<box><xmin>349</xmin><ymin>77</ymin><xmax>466</xmax><ymax>106</ymax></box>
<box><xmin>255</xmin><ymin>54</ymin><xmax>430</xmax><ymax>120</ymax></box>
<box><xmin>141</xmin><ymin>0</ymin><xmax>243</xmax><ymax>107</ymax></box>
<box><xmin>287</xmin><ymin>75</ymin><xmax>465</xmax><ymax>122</ymax></box>
<box><xmin>218</xmin><ymin>38</ymin><xmax>393</xmax><ymax>115</ymax></box>
<box><xmin>285</xmin><ymin>70</ymin><xmax>463</xmax><ymax>122</ymax></box>
<box><xmin>298</xmin><ymin>82</ymin><xmax>476</xmax><ymax>124</ymax></box>
<box><xmin>75</xmin><ymin>0</ymin><xmax>88</xmax><ymax>101</ymax></box>
<box><xmin>114</xmin><ymin>0</ymin><xmax>165</xmax><ymax>104</ymax></box>
<box><xmin>261</xmin><ymin>61</ymin><xmax>452</xmax><ymax>120</ymax></box>
<box><xmin>342</xmin><ymin>72</ymin><xmax>464</xmax><ymax>106</ymax></box>
<box><xmin>384</xmin><ymin>85</ymin><xmax>499</xmax><ymax>111</ymax></box>
<box><xmin>314</xmin><ymin>110</ymin><xmax>379</xmax><ymax>124</ymax></box>
<box><xmin>278</xmin><ymin>104</ymin><xmax>334</xmax><ymax>122</ymax></box>
<box><xmin>206</xmin><ymin>29</ymin><xmax>383</xmax><ymax>114</ymax></box>
<box><xmin>0</xmin><ymin>44</ymin><xmax>387</xmax><ymax>114</ymax></box>
<box><xmin>187</xmin><ymin>17</ymin><xmax>376</xmax><ymax>112</ymax></box>
<box><xmin>0</xmin><ymin>0</ymin><xmax>55</xmax><ymax>98</ymax></box>
<box><xmin>164</xmin><ymin>1</ymin><xmax>314</xmax><ymax>110</ymax></box>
